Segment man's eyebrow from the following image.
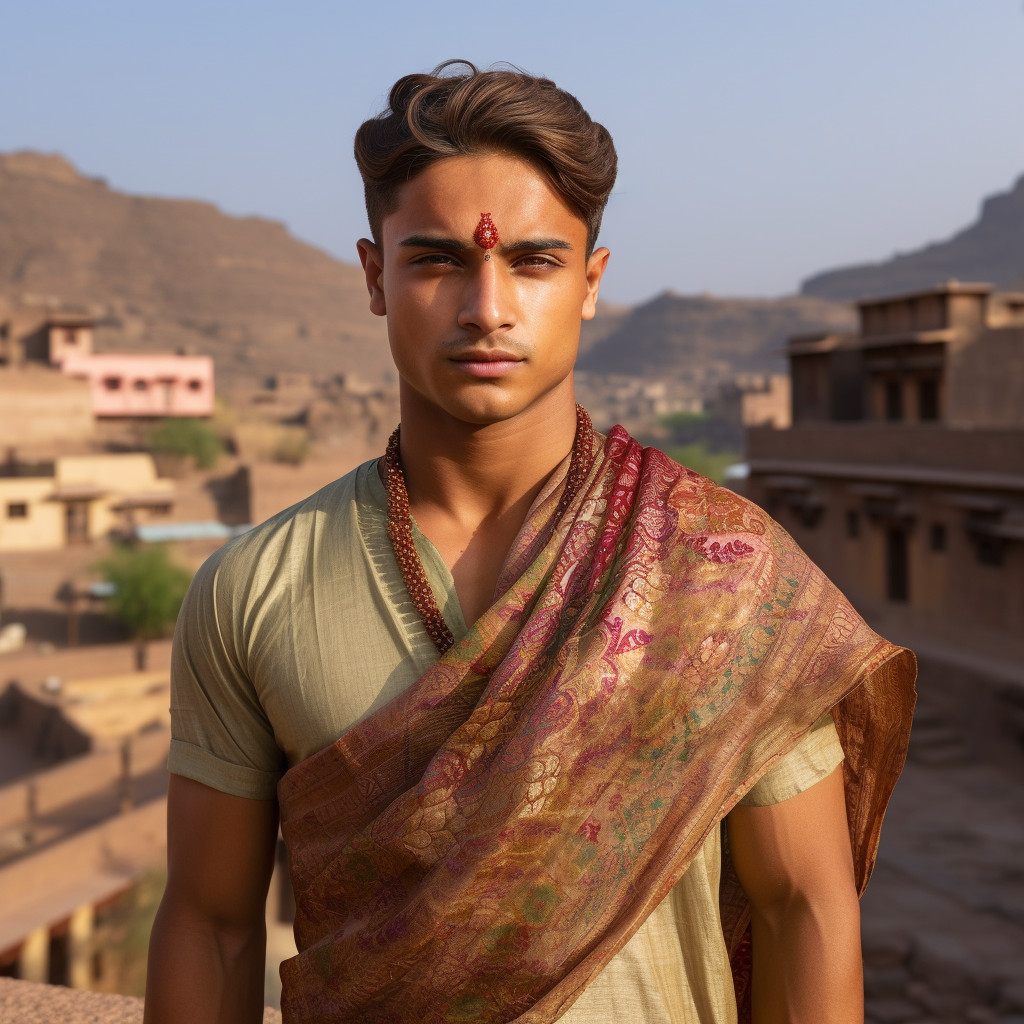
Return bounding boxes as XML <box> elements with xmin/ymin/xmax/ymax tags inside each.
<box><xmin>500</xmin><ymin>238</ymin><xmax>574</xmax><ymax>253</ymax></box>
<box><xmin>398</xmin><ymin>235</ymin><xmax>469</xmax><ymax>252</ymax></box>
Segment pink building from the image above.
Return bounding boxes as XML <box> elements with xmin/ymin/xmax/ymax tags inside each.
<box><xmin>60</xmin><ymin>353</ymin><xmax>215</xmax><ymax>418</ymax></box>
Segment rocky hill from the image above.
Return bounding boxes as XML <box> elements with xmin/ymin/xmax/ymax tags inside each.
<box><xmin>0</xmin><ymin>151</ymin><xmax>389</xmax><ymax>386</ymax></box>
<box><xmin>579</xmin><ymin>291</ymin><xmax>855</xmax><ymax>386</ymax></box>
<box><xmin>801</xmin><ymin>173</ymin><xmax>1024</xmax><ymax>300</ymax></box>
<box><xmin>6</xmin><ymin>150</ymin><xmax>1018</xmax><ymax>397</ymax></box>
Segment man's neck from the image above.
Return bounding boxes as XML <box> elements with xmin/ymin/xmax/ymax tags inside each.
<box><xmin>397</xmin><ymin>384</ymin><xmax>579</xmax><ymax>531</ymax></box>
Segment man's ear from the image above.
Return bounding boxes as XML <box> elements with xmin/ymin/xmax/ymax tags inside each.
<box><xmin>357</xmin><ymin>238</ymin><xmax>387</xmax><ymax>317</ymax></box>
<box><xmin>581</xmin><ymin>246</ymin><xmax>610</xmax><ymax>321</ymax></box>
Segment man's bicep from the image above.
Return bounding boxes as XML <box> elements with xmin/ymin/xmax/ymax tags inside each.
<box><xmin>726</xmin><ymin>765</ymin><xmax>856</xmax><ymax>912</ymax></box>
<box><xmin>164</xmin><ymin>773</ymin><xmax>279</xmax><ymax>927</ymax></box>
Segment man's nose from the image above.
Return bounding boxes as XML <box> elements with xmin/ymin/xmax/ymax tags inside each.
<box><xmin>457</xmin><ymin>261</ymin><xmax>516</xmax><ymax>334</ymax></box>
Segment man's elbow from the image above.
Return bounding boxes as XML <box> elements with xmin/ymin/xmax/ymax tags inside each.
<box><xmin>751</xmin><ymin>876</ymin><xmax>861</xmax><ymax>950</ymax></box>
<box><xmin>151</xmin><ymin>886</ymin><xmax>268</xmax><ymax>966</ymax></box>
<box><xmin>145</xmin><ymin>894</ymin><xmax>268</xmax><ymax>1024</ymax></box>
<box><xmin>753</xmin><ymin>872</ymin><xmax>856</xmax><ymax>937</ymax></box>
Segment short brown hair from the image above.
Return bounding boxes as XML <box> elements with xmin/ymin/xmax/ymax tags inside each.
<box><xmin>354</xmin><ymin>60</ymin><xmax>617</xmax><ymax>254</ymax></box>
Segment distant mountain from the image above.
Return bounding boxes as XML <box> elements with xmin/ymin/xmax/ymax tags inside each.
<box><xmin>578</xmin><ymin>300</ymin><xmax>631</xmax><ymax>355</ymax></box>
<box><xmin>801</xmin><ymin>174</ymin><xmax>1024</xmax><ymax>300</ymax></box>
<box><xmin>0</xmin><ymin>151</ymin><xmax>389</xmax><ymax>385</ymax></box>
<box><xmin>579</xmin><ymin>291</ymin><xmax>855</xmax><ymax>382</ymax></box>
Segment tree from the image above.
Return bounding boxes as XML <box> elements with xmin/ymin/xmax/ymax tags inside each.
<box><xmin>94</xmin><ymin>545</ymin><xmax>192</xmax><ymax>669</ymax></box>
<box><xmin>148</xmin><ymin>418</ymin><xmax>224</xmax><ymax>470</ymax></box>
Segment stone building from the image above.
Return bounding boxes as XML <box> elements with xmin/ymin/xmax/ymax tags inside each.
<box><xmin>43</xmin><ymin>315</ymin><xmax>96</xmax><ymax>368</ymax></box>
<box><xmin>746</xmin><ymin>281</ymin><xmax>1024</xmax><ymax>663</ymax></box>
<box><xmin>694</xmin><ymin>373</ymin><xmax>791</xmax><ymax>452</ymax></box>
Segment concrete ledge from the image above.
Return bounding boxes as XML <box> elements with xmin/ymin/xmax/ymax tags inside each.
<box><xmin>0</xmin><ymin>978</ymin><xmax>282</xmax><ymax>1022</ymax></box>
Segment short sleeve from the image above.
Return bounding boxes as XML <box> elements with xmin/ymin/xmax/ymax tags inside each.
<box><xmin>168</xmin><ymin>547</ymin><xmax>286</xmax><ymax>800</ymax></box>
<box><xmin>738</xmin><ymin>712</ymin><xmax>844</xmax><ymax>807</ymax></box>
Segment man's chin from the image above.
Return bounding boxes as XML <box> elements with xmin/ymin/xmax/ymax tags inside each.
<box><xmin>447</xmin><ymin>402</ymin><xmax>526</xmax><ymax>428</ymax></box>
<box><xmin>445</xmin><ymin>389</ymin><xmax>574</xmax><ymax>429</ymax></box>
<box><xmin>399</xmin><ymin>376</ymin><xmax>576</xmax><ymax>430</ymax></box>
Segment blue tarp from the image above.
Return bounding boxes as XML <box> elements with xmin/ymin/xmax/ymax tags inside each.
<box><xmin>134</xmin><ymin>521</ymin><xmax>253</xmax><ymax>543</ymax></box>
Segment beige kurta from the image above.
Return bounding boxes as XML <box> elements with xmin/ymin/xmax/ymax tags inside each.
<box><xmin>169</xmin><ymin>458</ymin><xmax>844</xmax><ymax>1023</ymax></box>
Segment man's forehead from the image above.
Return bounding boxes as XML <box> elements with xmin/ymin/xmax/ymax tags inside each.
<box><xmin>382</xmin><ymin>153</ymin><xmax>584</xmax><ymax>241</ymax></box>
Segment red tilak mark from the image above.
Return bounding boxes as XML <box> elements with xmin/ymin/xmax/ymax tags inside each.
<box><xmin>473</xmin><ymin>212</ymin><xmax>499</xmax><ymax>250</ymax></box>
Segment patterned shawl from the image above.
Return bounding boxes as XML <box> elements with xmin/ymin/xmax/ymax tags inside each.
<box><xmin>277</xmin><ymin>425</ymin><xmax>916</xmax><ymax>1023</ymax></box>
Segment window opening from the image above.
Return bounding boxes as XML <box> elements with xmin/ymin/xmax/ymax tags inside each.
<box><xmin>886</xmin><ymin>528</ymin><xmax>909</xmax><ymax>602</ymax></box>
<box><xmin>884</xmin><ymin>380</ymin><xmax>903</xmax><ymax>422</ymax></box>
<box><xmin>918</xmin><ymin>378</ymin><xmax>940</xmax><ymax>422</ymax></box>
<box><xmin>975</xmin><ymin>536</ymin><xmax>1004</xmax><ymax>567</ymax></box>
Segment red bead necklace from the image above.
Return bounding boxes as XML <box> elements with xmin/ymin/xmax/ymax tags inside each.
<box><xmin>382</xmin><ymin>405</ymin><xmax>596</xmax><ymax>655</ymax></box>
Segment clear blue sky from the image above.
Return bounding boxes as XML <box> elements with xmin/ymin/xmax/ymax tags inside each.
<box><xmin>3</xmin><ymin>0</ymin><xmax>1023</xmax><ymax>305</ymax></box>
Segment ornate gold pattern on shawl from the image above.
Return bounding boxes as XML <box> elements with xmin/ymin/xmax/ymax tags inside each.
<box><xmin>277</xmin><ymin>427</ymin><xmax>916</xmax><ymax>1024</ymax></box>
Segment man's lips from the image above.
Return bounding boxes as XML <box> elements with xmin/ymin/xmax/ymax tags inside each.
<box><xmin>449</xmin><ymin>350</ymin><xmax>525</xmax><ymax>378</ymax></box>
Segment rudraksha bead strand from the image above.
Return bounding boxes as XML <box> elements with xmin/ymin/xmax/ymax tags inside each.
<box><xmin>382</xmin><ymin>405</ymin><xmax>596</xmax><ymax>656</ymax></box>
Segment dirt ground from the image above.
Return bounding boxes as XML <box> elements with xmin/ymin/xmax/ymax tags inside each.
<box><xmin>859</xmin><ymin>660</ymin><xmax>1024</xmax><ymax>1024</ymax></box>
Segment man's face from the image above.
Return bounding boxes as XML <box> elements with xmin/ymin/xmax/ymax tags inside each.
<box><xmin>357</xmin><ymin>152</ymin><xmax>609</xmax><ymax>427</ymax></box>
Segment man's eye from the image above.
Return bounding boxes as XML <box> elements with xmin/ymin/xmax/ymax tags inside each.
<box><xmin>413</xmin><ymin>253</ymin><xmax>458</xmax><ymax>266</ymax></box>
<box><xmin>516</xmin><ymin>255</ymin><xmax>560</xmax><ymax>269</ymax></box>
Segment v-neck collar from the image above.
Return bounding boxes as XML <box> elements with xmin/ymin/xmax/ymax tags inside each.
<box><xmin>365</xmin><ymin>449</ymin><xmax>573</xmax><ymax>638</ymax></box>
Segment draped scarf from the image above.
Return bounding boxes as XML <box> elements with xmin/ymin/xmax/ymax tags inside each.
<box><xmin>277</xmin><ymin>425</ymin><xmax>916</xmax><ymax>1023</ymax></box>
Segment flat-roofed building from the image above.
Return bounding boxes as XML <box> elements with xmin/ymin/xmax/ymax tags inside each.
<box><xmin>60</xmin><ymin>352</ymin><xmax>214</xmax><ymax>418</ymax></box>
<box><xmin>746</xmin><ymin>281</ymin><xmax>1024</xmax><ymax>664</ymax></box>
<box><xmin>0</xmin><ymin>454</ymin><xmax>174</xmax><ymax>551</ymax></box>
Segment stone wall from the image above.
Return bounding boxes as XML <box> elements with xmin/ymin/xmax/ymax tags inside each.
<box><xmin>0</xmin><ymin>370</ymin><xmax>94</xmax><ymax>449</ymax></box>
<box><xmin>0</xmin><ymin>978</ymin><xmax>282</xmax><ymax>1023</ymax></box>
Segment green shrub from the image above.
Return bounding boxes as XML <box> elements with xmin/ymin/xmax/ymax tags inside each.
<box><xmin>148</xmin><ymin>418</ymin><xmax>223</xmax><ymax>469</ymax></box>
<box><xmin>659</xmin><ymin>410</ymin><xmax>709</xmax><ymax>433</ymax></box>
<box><xmin>93</xmin><ymin>545</ymin><xmax>192</xmax><ymax>667</ymax></box>
<box><xmin>661</xmin><ymin>442</ymin><xmax>740</xmax><ymax>485</ymax></box>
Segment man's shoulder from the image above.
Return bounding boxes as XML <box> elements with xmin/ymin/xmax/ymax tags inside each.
<box><xmin>194</xmin><ymin>458</ymin><xmax>379</xmax><ymax>592</ymax></box>
<box><xmin>637</xmin><ymin>444</ymin><xmax>772</xmax><ymax>536</ymax></box>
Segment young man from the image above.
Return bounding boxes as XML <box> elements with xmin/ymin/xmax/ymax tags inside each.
<box><xmin>145</xmin><ymin>63</ymin><xmax>916</xmax><ymax>1023</ymax></box>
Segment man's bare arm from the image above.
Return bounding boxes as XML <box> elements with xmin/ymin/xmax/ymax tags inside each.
<box><xmin>144</xmin><ymin>774</ymin><xmax>279</xmax><ymax>1024</ymax></box>
<box><xmin>727</xmin><ymin>766</ymin><xmax>862</xmax><ymax>1024</ymax></box>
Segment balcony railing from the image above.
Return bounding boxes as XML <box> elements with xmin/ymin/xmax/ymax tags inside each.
<box><xmin>747</xmin><ymin>424</ymin><xmax>1024</xmax><ymax>483</ymax></box>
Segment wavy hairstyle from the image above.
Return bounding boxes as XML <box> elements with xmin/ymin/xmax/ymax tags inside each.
<box><xmin>354</xmin><ymin>60</ymin><xmax>617</xmax><ymax>254</ymax></box>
